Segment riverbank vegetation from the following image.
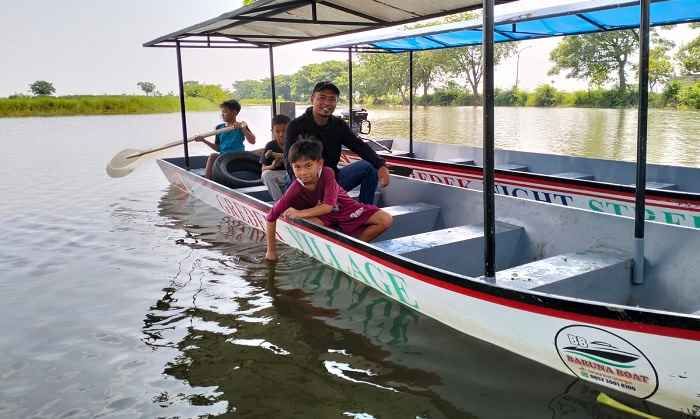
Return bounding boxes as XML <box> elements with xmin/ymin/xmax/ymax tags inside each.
<box><xmin>0</xmin><ymin>95</ymin><xmax>217</xmax><ymax>117</ymax></box>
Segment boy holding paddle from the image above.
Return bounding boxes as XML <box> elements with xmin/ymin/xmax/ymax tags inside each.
<box><xmin>195</xmin><ymin>99</ymin><xmax>256</xmax><ymax>179</ymax></box>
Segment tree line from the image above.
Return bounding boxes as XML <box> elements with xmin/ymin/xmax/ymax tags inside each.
<box><xmin>231</xmin><ymin>18</ymin><xmax>700</xmax><ymax>109</ymax></box>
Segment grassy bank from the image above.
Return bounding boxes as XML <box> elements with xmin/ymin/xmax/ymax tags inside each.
<box><xmin>0</xmin><ymin>95</ymin><xmax>219</xmax><ymax>117</ymax></box>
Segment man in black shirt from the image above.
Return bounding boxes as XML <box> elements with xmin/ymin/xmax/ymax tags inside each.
<box><xmin>284</xmin><ymin>81</ymin><xmax>390</xmax><ymax>204</ymax></box>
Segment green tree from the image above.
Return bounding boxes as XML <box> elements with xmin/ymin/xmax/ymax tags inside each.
<box><xmin>676</xmin><ymin>36</ymin><xmax>700</xmax><ymax>75</ymax></box>
<box><xmin>184</xmin><ymin>81</ymin><xmax>231</xmax><ymax>104</ymax></box>
<box><xmin>137</xmin><ymin>81</ymin><xmax>156</xmax><ymax>96</ymax></box>
<box><xmin>646</xmin><ymin>46</ymin><xmax>674</xmax><ymax>92</ymax></box>
<box><xmin>290</xmin><ymin>61</ymin><xmax>347</xmax><ymax>101</ymax></box>
<box><xmin>29</xmin><ymin>80</ymin><xmax>55</xmax><ymax>96</ymax></box>
<box><xmin>356</xmin><ymin>53</ymin><xmax>410</xmax><ymax>103</ymax></box>
<box><xmin>528</xmin><ymin>84</ymin><xmax>561</xmax><ymax>107</ymax></box>
<box><xmin>549</xmin><ymin>30</ymin><xmax>639</xmax><ymax>90</ymax></box>
<box><xmin>413</xmin><ymin>51</ymin><xmax>449</xmax><ymax>97</ymax></box>
<box><xmin>233</xmin><ymin>79</ymin><xmax>268</xmax><ymax>99</ymax></box>
<box><xmin>444</xmin><ymin>42</ymin><xmax>516</xmax><ymax>97</ymax></box>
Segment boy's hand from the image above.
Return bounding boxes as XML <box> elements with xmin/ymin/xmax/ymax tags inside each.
<box><xmin>283</xmin><ymin>208</ymin><xmax>301</xmax><ymax>219</ymax></box>
<box><xmin>264</xmin><ymin>249</ymin><xmax>278</xmax><ymax>261</ymax></box>
<box><xmin>234</xmin><ymin>121</ymin><xmax>248</xmax><ymax>130</ymax></box>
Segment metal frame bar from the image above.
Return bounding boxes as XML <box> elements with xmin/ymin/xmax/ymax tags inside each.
<box><xmin>228</xmin><ymin>16</ymin><xmax>383</xmax><ymax>26</ymax></box>
<box><xmin>238</xmin><ymin>0</ymin><xmax>311</xmax><ymax>15</ymax></box>
<box><xmin>482</xmin><ymin>0</ymin><xmax>496</xmax><ymax>280</ymax></box>
<box><xmin>575</xmin><ymin>13</ymin><xmax>609</xmax><ymax>31</ymax></box>
<box><xmin>348</xmin><ymin>48</ymin><xmax>353</xmax><ymax>127</ymax></box>
<box><xmin>270</xmin><ymin>45</ymin><xmax>278</xmax><ymax>117</ymax></box>
<box><xmin>175</xmin><ymin>41</ymin><xmax>190</xmax><ymax>170</ymax></box>
<box><xmin>409</xmin><ymin>51</ymin><xmax>414</xmax><ymax>156</ymax></box>
<box><xmin>317</xmin><ymin>0</ymin><xmax>387</xmax><ymax>23</ymax></box>
<box><xmin>151</xmin><ymin>44</ymin><xmax>262</xmax><ymax>49</ymax></box>
<box><xmin>633</xmin><ymin>0</ymin><xmax>650</xmax><ymax>285</ymax></box>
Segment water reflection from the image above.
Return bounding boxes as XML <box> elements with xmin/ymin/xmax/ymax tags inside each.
<box><xmin>145</xmin><ymin>185</ymin><xmax>685</xmax><ymax>418</ymax></box>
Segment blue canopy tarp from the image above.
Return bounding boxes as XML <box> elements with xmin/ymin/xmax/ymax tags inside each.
<box><xmin>314</xmin><ymin>0</ymin><xmax>700</xmax><ymax>52</ymax></box>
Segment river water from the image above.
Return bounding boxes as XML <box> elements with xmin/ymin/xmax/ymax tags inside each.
<box><xmin>0</xmin><ymin>106</ymin><xmax>697</xmax><ymax>418</ymax></box>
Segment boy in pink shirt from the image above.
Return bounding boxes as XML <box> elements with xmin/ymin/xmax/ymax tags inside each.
<box><xmin>265</xmin><ymin>139</ymin><xmax>393</xmax><ymax>261</ymax></box>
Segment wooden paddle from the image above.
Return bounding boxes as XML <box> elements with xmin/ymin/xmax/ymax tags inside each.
<box><xmin>105</xmin><ymin>125</ymin><xmax>241</xmax><ymax>178</ymax></box>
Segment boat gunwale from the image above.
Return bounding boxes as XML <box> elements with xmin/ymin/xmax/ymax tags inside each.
<box><xmin>355</xmin><ymin>152</ymin><xmax>700</xmax><ymax>204</ymax></box>
<box><xmin>159</xmin><ymin>157</ymin><xmax>700</xmax><ymax>341</ymax></box>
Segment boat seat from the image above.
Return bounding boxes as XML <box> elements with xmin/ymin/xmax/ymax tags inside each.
<box><xmin>347</xmin><ymin>188</ymin><xmax>382</xmax><ymax>205</ymax></box>
<box><xmin>496</xmin><ymin>162</ymin><xmax>529</xmax><ymax>172</ymax></box>
<box><xmin>375</xmin><ymin>203</ymin><xmax>441</xmax><ymax>241</ymax></box>
<box><xmin>552</xmin><ymin>171</ymin><xmax>595</xmax><ymax>180</ymax></box>
<box><xmin>373</xmin><ymin>222</ymin><xmax>525</xmax><ymax>277</ymax></box>
<box><xmin>447</xmin><ymin>158</ymin><xmax>476</xmax><ymax>165</ymax></box>
<box><xmin>377</xmin><ymin>149</ymin><xmax>410</xmax><ymax>157</ymax></box>
<box><xmin>238</xmin><ymin>185</ymin><xmax>273</xmax><ymax>202</ymax></box>
<box><xmin>487</xmin><ymin>249</ymin><xmax>632</xmax><ymax>304</ymax></box>
<box><xmin>645</xmin><ymin>181</ymin><xmax>677</xmax><ymax>191</ymax></box>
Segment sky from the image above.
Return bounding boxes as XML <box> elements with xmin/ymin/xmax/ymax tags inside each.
<box><xmin>1</xmin><ymin>0</ymin><xmax>697</xmax><ymax>97</ymax></box>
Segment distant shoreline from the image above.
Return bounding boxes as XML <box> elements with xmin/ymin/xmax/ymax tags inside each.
<box><xmin>0</xmin><ymin>96</ymin><xmax>220</xmax><ymax>118</ymax></box>
<box><xmin>1</xmin><ymin>95</ymin><xmax>697</xmax><ymax>118</ymax></box>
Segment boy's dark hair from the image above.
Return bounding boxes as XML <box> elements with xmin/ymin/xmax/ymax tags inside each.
<box><xmin>220</xmin><ymin>99</ymin><xmax>241</xmax><ymax>113</ymax></box>
<box><xmin>288</xmin><ymin>139</ymin><xmax>323</xmax><ymax>163</ymax></box>
<box><xmin>271</xmin><ymin>114</ymin><xmax>290</xmax><ymax>126</ymax></box>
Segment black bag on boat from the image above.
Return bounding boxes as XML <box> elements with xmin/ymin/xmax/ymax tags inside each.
<box><xmin>212</xmin><ymin>151</ymin><xmax>263</xmax><ymax>188</ymax></box>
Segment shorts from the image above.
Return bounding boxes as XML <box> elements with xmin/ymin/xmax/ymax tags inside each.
<box><xmin>320</xmin><ymin>204</ymin><xmax>380</xmax><ymax>237</ymax></box>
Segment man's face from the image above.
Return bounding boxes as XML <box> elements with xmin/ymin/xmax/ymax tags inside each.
<box><xmin>291</xmin><ymin>157</ymin><xmax>323</xmax><ymax>185</ymax></box>
<box><xmin>311</xmin><ymin>89</ymin><xmax>338</xmax><ymax>119</ymax></box>
<box><xmin>272</xmin><ymin>123</ymin><xmax>287</xmax><ymax>145</ymax></box>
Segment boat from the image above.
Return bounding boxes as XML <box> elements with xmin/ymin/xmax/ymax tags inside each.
<box><xmin>158</xmin><ymin>153</ymin><xmax>700</xmax><ymax>415</ymax></box>
<box><xmin>314</xmin><ymin>0</ymin><xmax>700</xmax><ymax>228</ymax></box>
<box><xmin>143</xmin><ymin>0</ymin><xmax>700</xmax><ymax>415</ymax></box>
<box><xmin>340</xmin><ymin>140</ymin><xmax>700</xmax><ymax>229</ymax></box>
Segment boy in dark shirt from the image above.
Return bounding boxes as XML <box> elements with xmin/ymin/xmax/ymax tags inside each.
<box><xmin>260</xmin><ymin>114</ymin><xmax>290</xmax><ymax>201</ymax></box>
<box><xmin>283</xmin><ymin>81</ymin><xmax>390</xmax><ymax>205</ymax></box>
<box><xmin>265</xmin><ymin>139</ymin><xmax>393</xmax><ymax>261</ymax></box>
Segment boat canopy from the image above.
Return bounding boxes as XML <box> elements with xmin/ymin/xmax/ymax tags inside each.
<box><xmin>314</xmin><ymin>0</ymin><xmax>700</xmax><ymax>52</ymax></box>
<box><xmin>143</xmin><ymin>0</ymin><xmax>513</xmax><ymax>49</ymax></box>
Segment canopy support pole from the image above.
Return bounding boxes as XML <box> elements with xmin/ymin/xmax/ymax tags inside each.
<box><xmin>482</xmin><ymin>0</ymin><xmax>496</xmax><ymax>280</ymax></box>
<box><xmin>175</xmin><ymin>40</ymin><xmax>190</xmax><ymax>170</ymax></box>
<box><xmin>409</xmin><ymin>51</ymin><xmax>414</xmax><ymax>156</ymax></box>
<box><xmin>348</xmin><ymin>48</ymin><xmax>353</xmax><ymax>127</ymax></box>
<box><xmin>269</xmin><ymin>45</ymin><xmax>277</xmax><ymax>116</ymax></box>
<box><xmin>633</xmin><ymin>0</ymin><xmax>650</xmax><ymax>285</ymax></box>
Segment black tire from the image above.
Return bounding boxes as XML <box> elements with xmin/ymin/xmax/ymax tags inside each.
<box><xmin>211</xmin><ymin>151</ymin><xmax>263</xmax><ymax>189</ymax></box>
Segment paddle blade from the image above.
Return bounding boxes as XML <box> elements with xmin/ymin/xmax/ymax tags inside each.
<box><xmin>106</xmin><ymin>148</ymin><xmax>144</xmax><ymax>178</ymax></box>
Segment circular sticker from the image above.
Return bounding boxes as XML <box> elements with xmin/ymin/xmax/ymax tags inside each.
<box><xmin>555</xmin><ymin>325</ymin><xmax>658</xmax><ymax>399</ymax></box>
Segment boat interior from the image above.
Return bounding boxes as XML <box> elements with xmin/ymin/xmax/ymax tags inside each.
<box><xmin>166</xmin><ymin>155</ymin><xmax>700</xmax><ymax>317</ymax></box>
<box><xmin>375</xmin><ymin>138</ymin><xmax>700</xmax><ymax>194</ymax></box>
